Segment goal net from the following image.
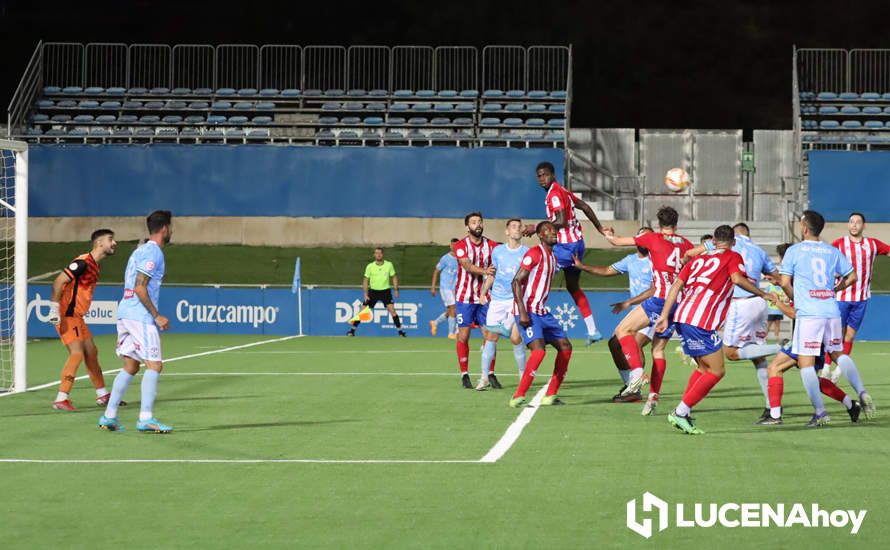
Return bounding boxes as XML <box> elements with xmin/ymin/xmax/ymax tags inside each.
<box><xmin>0</xmin><ymin>139</ymin><xmax>27</xmax><ymax>393</ymax></box>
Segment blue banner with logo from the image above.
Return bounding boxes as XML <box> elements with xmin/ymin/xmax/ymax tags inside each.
<box><xmin>26</xmin><ymin>284</ymin><xmax>890</xmax><ymax>340</ymax></box>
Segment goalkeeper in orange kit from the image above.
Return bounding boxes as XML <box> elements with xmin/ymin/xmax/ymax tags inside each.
<box><xmin>47</xmin><ymin>229</ymin><xmax>124</xmax><ymax>411</ymax></box>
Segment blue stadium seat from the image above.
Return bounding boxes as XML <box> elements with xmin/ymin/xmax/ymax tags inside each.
<box><xmin>144</xmin><ymin>101</ymin><xmax>165</xmax><ymax>109</ymax></box>
<box><xmin>341</xmin><ymin>116</ymin><xmax>362</xmax><ymax>125</ymax></box>
<box><xmin>819</xmin><ymin>120</ymin><xmax>840</xmax><ymax>129</ymax></box>
<box><xmin>429</xmin><ymin>131</ymin><xmax>452</xmax><ymax>140</ymax></box>
<box><xmin>78</xmin><ymin>100</ymin><xmax>99</xmax><ymax>108</ymax></box>
<box><xmin>455</xmin><ymin>103</ymin><xmax>475</xmax><ymax>112</ymax></box>
<box><xmin>504</xmin><ymin>103</ymin><xmax>524</xmax><ymax>112</ymax></box>
<box><xmin>194</xmin><ymin>88</ymin><xmax>213</xmax><ymax>95</ymax></box>
<box><xmin>112</xmin><ymin>128</ymin><xmax>133</xmax><ymax>137</ymax></box>
<box><xmin>318</xmin><ymin>116</ymin><xmax>338</xmax><ymax>124</ymax></box>
<box><xmin>862</xmin><ymin>106</ymin><xmax>882</xmax><ymax>115</ymax></box>
<box><xmin>454</xmin><ymin>117</ymin><xmax>473</xmax><ymax>126</ymax></box>
<box><xmin>438</xmin><ymin>90</ymin><xmax>458</xmax><ymax>98</ymax></box>
<box><xmin>256</xmin><ymin>102</ymin><xmax>275</xmax><ymax>110</ymax></box>
<box><xmin>842</xmin><ymin>120</ymin><xmax>862</xmax><ymax>129</ymax></box>
<box><xmin>57</xmin><ymin>99</ymin><xmax>77</xmax><ymax>108</ymax></box>
<box><xmin>482</xmin><ymin>103</ymin><xmax>502</xmax><ymax>112</ymax></box>
<box><xmin>252</xmin><ymin>116</ymin><xmax>273</xmax><ymax>124</ymax></box>
<box><xmin>226</xmin><ymin>128</ymin><xmax>246</xmax><ymax>137</ymax></box>
<box><xmin>433</xmin><ymin>103</ymin><xmax>454</xmax><ymax>112</ymax></box>
<box><xmin>548</xmin><ymin>131</ymin><xmax>566</xmax><ymax>141</ymax></box>
<box><xmin>179</xmin><ymin>128</ymin><xmax>200</xmax><ymax>137</ymax></box>
<box><xmin>412</xmin><ymin>103</ymin><xmax>432</xmax><ymax>111</ymax></box>
<box><xmin>172</xmin><ymin>87</ymin><xmax>192</xmax><ymax>95</ymax></box>
<box><xmin>95</xmin><ymin>114</ymin><xmax>116</xmax><ymax>124</ymax></box>
<box><xmin>90</xmin><ymin>127</ymin><xmax>111</xmax><ymax>136</ymax></box>
<box><xmin>526</xmin><ymin>118</ymin><xmax>545</xmax><ymax>127</ymax></box>
<box><xmin>100</xmin><ymin>101</ymin><xmax>121</xmax><ymax>109</ymax></box>
<box><xmin>524</xmin><ymin>131</ymin><xmax>545</xmax><ymax>140</ymax></box>
<box><xmin>360</xmin><ymin>130</ymin><xmax>381</xmax><ymax>140</ymax></box>
<box><xmin>408</xmin><ymin>117</ymin><xmax>429</xmax><ymax>125</ymax></box>
<box><xmin>347</xmin><ymin>89</ymin><xmax>367</xmax><ymax>97</ymax></box>
<box><xmin>526</xmin><ymin>90</ymin><xmax>547</xmax><ymax>99</ymax></box>
<box><xmin>45</xmin><ymin>128</ymin><xmax>67</xmax><ymax>136</ymax></box>
<box><xmin>548</xmin><ymin>104</ymin><xmax>566</xmax><ymax>113</ymax></box>
<box><xmin>430</xmin><ymin>117</ymin><xmax>451</xmax><ymax>125</ymax></box>
<box><xmin>455</xmin><ymin>131</ymin><xmax>472</xmax><ymax>140</ymax></box>
<box><xmin>247</xmin><ymin>129</ymin><xmax>270</xmax><ymax>138</ymax></box>
<box><xmin>481</xmin><ymin>117</ymin><xmax>500</xmax><ymax>126</ymax></box>
<box><xmin>547</xmin><ymin>118</ymin><xmax>566</xmax><ymax>127</ymax></box>
<box><xmin>260</xmin><ymin>88</ymin><xmax>281</xmax><ymax>96</ymax></box>
<box><xmin>344</xmin><ymin>102</ymin><xmax>364</xmax><ymax>110</ymax></box>
<box><xmin>321</xmin><ymin>102</ymin><xmax>340</xmax><ymax>110</ymax></box>
<box><xmin>840</xmin><ymin>106</ymin><xmax>860</xmax><ymax>114</ymax></box>
<box><xmin>369</xmin><ymin>89</ymin><xmax>388</xmax><ymax>97</ymax></box>
<box><xmin>839</xmin><ymin>92</ymin><xmax>858</xmax><ymax>100</ymax></box>
<box><xmin>816</xmin><ymin>92</ymin><xmax>838</xmax><ymax>100</ymax></box>
<box><xmin>166</xmin><ymin>101</ymin><xmax>187</xmax><ymax>109</ymax></box>
<box><xmin>50</xmin><ymin>115</ymin><xmax>71</xmax><ymax>124</ymax></box>
<box><xmin>393</xmin><ymin>89</ymin><xmax>414</xmax><ymax>97</ymax></box>
<box><xmin>73</xmin><ymin>114</ymin><xmax>94</xmax><ymax>123</ymax></box>
<box><xmin>527</xmin><ymin>103</ymin><xmax>546</xmax><ymax>112</ymax></box>
<box><xmin>505</xmin><ymin>90</ymin><xmax>525</xmax><ymax>98</ymax></box>
<box><xmin>43</xmin><ymin>86</ymin><xmax>62</xmax><ymax>94</ymax></box>
<box><xmin>228</xmin><ymin>115</ymin><xmax>249</xmax><ymax>124</ymax></box>
<box><xmin>25</xmin><ymin>127</ymin><xmax>43</xmax><ymax>136</ymax></box>
<box><xmin>303</xmin><ymin>89</ymin><xmax>323</xmax><ymax>97</ymax></box>
<box><xmin>118</xmin><ymin>115</ymin><xmax>138</xmax><ymax>123</ymax></box>
<box><xmin>503</xmin><ymin>117</ymin><xmax>523</xmax><ymax>126</ymax></box>
<box><xmin>212</xmin><ymin>101</ymin><xmax>233</xmax><ymax>109</ymax></box>
<box><xmin>365</xmin><ymin>103</ymin><xmax>386</xmax><ymax>111</ymax></box>
<box><xmin>207</xmin><ymin>115</ymin><xmax>227</xmax><ymax>124</ymax></box>
<box><xmin>390</xmin><ymin>103</ymin><xmax>410</xmax><ymax>112</ymax></box>
<box><xmin>323</xmin><ymin>89</ymin><xmax>345</xmax><ymax>97</ymax></box>
<box><xmin>338</xmin><ymin>130</ymin><xmax>359</xmax><ymax>139</ymax></box>
<box><xmin>32</xmin><ymin>113</ymin><xmax>49</xmax><ymax>122</ymax></box>
<box><xmin>280</xmin><ymin>89</ymin><xmax>301</xmax><ymax>97</ymax></box>
<box><xmin>62</xmin><ymin>86</ymin><xmax>83</xmax><ymax>94</ymax></box>
<box><xmin>864</xmin><ymin>120</ymin><xmax>884</xmax><ymax>129</ymax></box>
<box><xmin>67</xmin><ymin>128</ymin><xmax>88</xmax><ymax>137</ymax></box>
<box><xmin>482</xmin><ymin>90</ymin><xmax>504</xmax><ymax>98</ymax></box>
<box><xmin>364</xmin><ymin>117</ymin><xmax>384</xmax><ymax>125</ymax></box>
<box><xmin>407</xmin><ymin>130</ymin><xmax>428</xmax><ymax>140</ymax></box>
<box><xmin>384</xmin><ymin>130</ymin><xmax>405</xmax><ymax>139</ymax></box>
<box><xmin>139</xmin><ymin>115</ymin><xmax>160</xmax><ymax>123</ymax></box>
<box><xmin>184</xmin><ymin>115</ymin><xmax>205</xmax><ymax>124</ymax></box>
<box><xmin>188</xmin><ymin>101</ymin><xmax>210</xmax><ymax>109</ymax></box>
<box><xmin>84</xmin><ymin>86</ymin><xmax>104</xmax><ymax>94</ymax></box>
<box><xmin>238</xmin><ymin>88</ymin><xmax>258</xmax><ymax>96</ymax></box>
<box><xmin>216</xmin><ymin>88</ymin><xmax>236</xmax><ymax>96</ymax></box>
<box><xmin>37</xmin><ymin>99</ymin><xmax>54</xmax><ymax>108</ymax></box>
<box><xmin>127</xmin><ymin>87</ymin><xmax>148</xmax><ymax>95</ymax></box>
<box><xmin>549</xmin><ymin>91</ymin><xmax>567</xmax><ymax>99</ymax></box>
<box><xmin>500</xmin><ymin>132</ymin><xmax>522</xmax><ymax>140</ymax></box>
<box><xmin>162</xmin><ymin>115</ymin><xmax>183</xmax><ymax>124</ymax></box>
<box><xmin>818</xmin><ymin>106</ymin><xmax>838</xmax><ymax>114</ymax></box>
<box><xmin>416</xmin><ymin>90</ymin><xmax>436</xmax><ymax>98</ymax></box>
<box><xmin>150</xmin><ymin>87</ymin><xmax>170</xmax><ymax>95</ymax></box>
<box><xmin>203</xmin><ymin>128</ymin><xmax>224</xmax><ymax>137</ymax></box>
<box><xmin>861</xmin><ymin>92</ymin><xmax>880</xmax><ymax>100</ymax></box>
<box><xmin>387</xmin><ymin>117</ymin><xmax>406</xmax><ymax>125</ymax></box>
<box><xmin>234</xmin><ymin>102</ymin><xmax>254</xmax><ymax>110</ymax></box>
<box><xmin>153</xmin><ymin>128</ymin><xmax>175</xmax><ymax>137</ymax></box>
<box><xmin>883</xmin><ymin>106</ymin><xmax>890</xmax><ymax>114</ymax></box>
<box><xmin>122</xmin><ymin>101</ymin><xmax>143</xmax><ymax>109</ymax></box>
<box><xmin>459</xmin><ymin>90</ymin><xmax>479</xmax><ymax>98</ymax></box>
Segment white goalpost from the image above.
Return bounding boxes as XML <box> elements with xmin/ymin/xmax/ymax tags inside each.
<box><xmin>0</xmin><ymin>139</ymin><xmax>28</xmax><ymax>393</ymax></box>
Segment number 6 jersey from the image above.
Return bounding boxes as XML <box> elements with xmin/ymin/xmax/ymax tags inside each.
<box><xmin>673</xmin><ymin>248</ymin><xmax>746</xmax><ymax>330</ymax></box>
<box><xmin>780</xmin><ymin>240</ymin><xmax>853</xmax><ymax>319</ymax></box>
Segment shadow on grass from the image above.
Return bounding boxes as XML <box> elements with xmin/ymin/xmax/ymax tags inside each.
<box><xmin>181</xmin><ymin>418</ymin><xmax>361</xmax><ymax>432</ymax></box>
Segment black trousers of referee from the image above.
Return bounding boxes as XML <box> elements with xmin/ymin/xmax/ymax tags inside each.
<box><xmin>350</xmin><ymin>288</ymin><xmax>402</xmax><ymax>329</ymax></box>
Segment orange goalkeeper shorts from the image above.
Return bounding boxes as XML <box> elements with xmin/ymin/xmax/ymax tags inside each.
<box><xmin>55</xmin><ymin>316</ymin><xmax>92</xmax><ymax>345</ymax></box>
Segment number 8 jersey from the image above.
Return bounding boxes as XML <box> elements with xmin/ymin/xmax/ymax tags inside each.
<box><xmin>779</xmin><ymin>241</ymin><xmax>854</xmax><ymax>318</ymax></box>
<box><xmin>633</xmin><ymin>231</ymin><xmax>694</xmax><ymax>299</ymax></box>
<box><xmin>673</xmin><ymin>248</ymin><xmax>746</xmax><ymax>330</ymax></box>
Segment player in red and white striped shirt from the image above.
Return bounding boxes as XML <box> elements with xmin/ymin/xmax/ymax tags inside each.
<box><xmin>509</xmin><ymin>221</ymin><xmax>573</xmax><ymax>408</ymax></box>
<box><xmin>655</xmin><ymin>225</ymin><xmax>776</xmax><ymax>434</ymax></box>
<box><xmin>453</xmin><ymin>211</ymin><xmax>498</xmax><ymax>389</ymax></box>
<box><xmin>523</xmin><ymin>161</ymin><xmax>610</xmax><ymax>345</ymax></box>
<box><xmin>825</xmin><ymin>212</ymin><xmax>890</xmax><ymax>377</ymax></box>
<box><xmin>603</xmin><ymin>206</ymin><xmax>695</xmax><ymax>411</ymax></box>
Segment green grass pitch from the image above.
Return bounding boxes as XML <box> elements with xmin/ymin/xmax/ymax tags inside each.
<box><xmin>2</xmin><ymin>334</ymin><xmax>889</xmax><ymax>547</ymax></box>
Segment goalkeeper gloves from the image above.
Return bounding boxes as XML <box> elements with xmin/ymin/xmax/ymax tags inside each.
<box><xmin>48</xmin><ymin>301</ymin><xmax>61</xmax><ymax>326</ymax></box>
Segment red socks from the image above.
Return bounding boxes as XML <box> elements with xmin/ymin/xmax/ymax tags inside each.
<box><xmin>514</xmin><ymin>349</ymin><xmax>546</xmax><ymax>398</ymax></box>
<box><xmin>618</xmin><ymin>335</ymin><xmax>643</xmax><ymax>370</ymax></box>
<box><xmin>767</xmin><ymin>377</ymin><xmax>784</xmax><ymax>409</ymax></box>
<box><xmin>546</xmin><ymin>349</ymin><xmax>572</xmax><ymax>396</ymax></box>
<box><xmin>650</xmin><ymin>358</ymin><xmax>667</xmax><ymax>394</ymax></box>
<box><xmin>843</xmin><ymin>341</ymin><xmax>853</xmax><ymax>356</ymax></box>
<box><xmin>681</xmin><ymin>371</ymin><xmax>722</xmax><ymax>409</ymax></box>
<box><xmin>570</xmin><ymin>289</ymin><xmax>592</xmax><ymax>318</ymax></box>
<box><xmin>456</xmin><ymin>341</ymin><xmax>469</xmax><ymax>374</ymax></box>
<box><xmin>819</xmin><ymin>377</ymin><xmax>847</xmax><ymax>402</ymax></box>
<box><xmin>684</xmin><ymin>369</ymin><xmax>702</xmax><ymax>395</ymax></box>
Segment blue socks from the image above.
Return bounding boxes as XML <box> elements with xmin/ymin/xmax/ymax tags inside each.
<box><xmin>835</xmin><ymin>354</ymin><xmax>866</xmax><ymax>396</ymax></box>
<box><xmin>481</xmin><ymin>340</ymin><xmax>497</xmax><ymax>376</ymax></box>
<box><xmin>513</xmin><ymin>343</ymin><xmax>526</xmax><ymax>375</ymax></box>
<box><xmin>447</xmin><ymin>316</ymin><xmax>456</xmax><ymax>335</ymax></box>
<box><xmin>738</xmin><ymin>344</ymin><xmax>781</xmax><ymax>360</ymax></box>
<box><xmin>140</xmin><ymin>369</ymin><xmax>160</xmax><ymax>420</ymax></box>
<box><xmin>754</xmin><ymin>358</ymin><xmax>769</xmax><ymax>407</ymax></box>
<box><xmin>800</xmin><ymin>366</ymin><xmax>826</xmax><ymax>415</ymax></box>
<box><xmin>104</xmin><ymin>370</ymin><xmax>134</xmax><ymax>419</ymax></box>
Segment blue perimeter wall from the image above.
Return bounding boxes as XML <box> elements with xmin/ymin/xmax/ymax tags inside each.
<box><xmin>25</xmin><ymin>284</ymin><xmax>890</xmax><ymax>340</ymax></box>
<box><xmin>29</xmin><ymin>145</ymin><xmax>564</xmax><ymax>218</ymax></box>
<box><xmin>809</xmin><ymin>150</ymin><xmax>890</xmax><ymax>222</ymax></box>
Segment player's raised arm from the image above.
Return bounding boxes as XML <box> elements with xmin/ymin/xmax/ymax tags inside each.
<box><xmin>569</xmin><ymin>193</ymin><xmax>609</xmax><ymax>236</ymax></box>
<box><xmin>612</xmin><ymin>283</ymin><xmax>655</xmax><ymax>314</ymax></box>
<box><xmin>730</xmin><ymin>271</ymin><xmax>774</xmax><ymax>303</ymax></box>
<box><xmin>572</xmin><ymin>254</ymin><xmax>619</xmax><ymax>277</ymax></box>
<box><xmin>603</xmin><ymin>229</ymin><xmax>637</xmax><ymax>247</ymax></box>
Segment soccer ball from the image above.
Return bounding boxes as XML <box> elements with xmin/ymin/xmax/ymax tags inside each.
<box><xmin>664</xmin><ymin>167</ymin><xmax>690</xmax><ymax>192</ymax></box>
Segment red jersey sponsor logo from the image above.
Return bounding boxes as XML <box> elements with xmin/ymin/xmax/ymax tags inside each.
<box><xmin>123</xmin><ymin>289</ymin><xmax>135</xmax><ymax>299</ymax></box>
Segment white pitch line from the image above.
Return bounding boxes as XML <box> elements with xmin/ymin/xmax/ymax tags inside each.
<box><xmin>161</xmin><ymin>372</ymin><xmax>519</xmax><ymax>377</ymax></box>
<box><xmin>0</xmin><ymin>458</ymin><xmax>479</xmax><ymax>465</ymax></box>
<box><xmin>478</xmin><ymin>384</ymin><xmax>548</xmax><ymax>463</ymax></box>
<box><xmin>0</xmin><ymin>334</ymin><xmax>305</xmax><ymax>397</ymax></box>
<box><xmin>27</xmin><ymin>270</ymin><xmax>60</xmax><ymax>282</ymax></box>
<box><xmin>197</xmin><ymin>350</ymin><xmax>611</xmax><ymax>355</ymax></box>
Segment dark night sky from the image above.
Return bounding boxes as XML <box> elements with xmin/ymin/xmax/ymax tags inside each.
<box><xmin>1</xmin><ymin>0</ymin><xmax>888</xmax><ymax>129</ymax></box>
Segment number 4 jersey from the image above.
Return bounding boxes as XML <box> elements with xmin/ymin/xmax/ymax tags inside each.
<box><xmin>780</xmin><ymin>240</ymin><xmax>853</xmax><ymax>318</ymax></box>
<box><xmin>633</xmin><ymin>231</ymin><xmax>694</xmax><ymax>299</ymax></box>
<box><xmin>673</xmin><ymin>248</ymin><xmax>746</xmax><ymax>330</ymax></box>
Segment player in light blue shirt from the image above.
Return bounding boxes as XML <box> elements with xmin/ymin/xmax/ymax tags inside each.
<box><xmin>610</xmin><ymin>251</ymin><xmax>653</xmax><ymax>299</ymax></box>
<box><xmin>477</xmin><ymin>219</ymin><xmax>529</xmax><ymax>387</ymax></box>
<box><xmin>430</xmin><ymin>239</ymin><xmax>459</xmax><ymax>337</ymax></box>
<box><xmin>768</xmin><ymin>210</ymin><xmax>872</xmax><ymax>426</ymax></box>
<box><xmin>99</xmin><ymin>210</ymin><xmax>174</xmax><ymax>434</ymax></box>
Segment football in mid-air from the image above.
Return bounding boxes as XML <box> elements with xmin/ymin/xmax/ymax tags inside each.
<box><xmin>664</xmin><ymin>167</ymin><xmax>690</xmax><ymax>192</ymax></box>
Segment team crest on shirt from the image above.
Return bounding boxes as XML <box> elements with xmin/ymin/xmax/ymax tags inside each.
<box><xmin>68</xmin><ymin>262</ymin><xmax>79</xmax><ymax>271</ymax></box>
<box><xmin>144</xmin><ymin>261</ymin><xmax>155</xmax><ymax>270</ymax></box>
<box><xmin>522</xmin><ymin>256</ymin><xmax>533</xmax><ymax>266</ymax></box>
<box><xmin>456</xmin><ymin>249</ymin><xmax>465</xmax><ymax>258</ymax></box>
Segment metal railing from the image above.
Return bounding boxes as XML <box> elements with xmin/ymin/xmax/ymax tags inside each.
<box><xmin>795</xmin><ymin>46</ymin><xmax>890</xmax><ymax>93</ymax></box>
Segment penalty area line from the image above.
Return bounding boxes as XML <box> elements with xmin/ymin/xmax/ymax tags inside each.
<box><xmin>478</xmin><ymin>384</ymin><xmax>548</xmax><ymax>463</ymax></box>
<box><xmin>0</xmin><ymin>334</ymin><xmax>305</xmax><ymax>398</ymax></box>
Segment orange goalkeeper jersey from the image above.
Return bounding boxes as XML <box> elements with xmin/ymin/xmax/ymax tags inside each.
<box><xmin>59</xmin><ymin>253</ymin><xmax>100</xmax><ymax>318</ymax></box>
